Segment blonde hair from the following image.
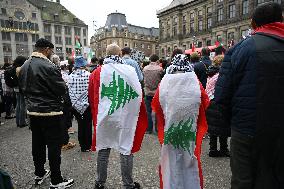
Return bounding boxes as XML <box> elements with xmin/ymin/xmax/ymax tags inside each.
<box><xmin>190</xmin><ymin>52</ymin><xmax>200</xmax><ymax>62</ymax></box>
<box><xmin>106</xmin><ymin>44</ymin><xmax>121</xmax><ymax>56</ymax></box>
<box><xmin>213</xmin><ymin>55</ymin><xmax>224</xmax><ymax>67</ymax></box>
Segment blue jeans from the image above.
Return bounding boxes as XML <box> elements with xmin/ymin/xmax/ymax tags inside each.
<box><xmin>16</xmin><ymin>92</ymin><xmax>27</xmax><ymax>126</ymax></box>
<box><xmin>145</xmin><ymin>95</ymin><xmax>154</xmax><ymax>132</ymax></box>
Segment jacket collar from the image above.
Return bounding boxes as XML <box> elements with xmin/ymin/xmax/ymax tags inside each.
<box><xmin>252</xmin><ymin>22</ymin><xmax>284</xmax><ymax>38</ymax></box>
<box><xmin>31</xmin><ymin>52</ymin><xmax>53</xmax><ymax>65</ymax></box>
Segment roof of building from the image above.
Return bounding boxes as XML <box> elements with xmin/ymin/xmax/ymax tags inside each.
<box><xmin>157</xmin><ymin>0</ymin><xmax>194</xmax><ymax>15</ymax></box>
<box><xmin>104</xmin><ymin>12</ymin><xmax>159</xmax><ymax>37</ymax></box>
<box><xmin>27</xmin><ymin>0</ymin><xmax>86</xmax><ymax>26</ymax></box>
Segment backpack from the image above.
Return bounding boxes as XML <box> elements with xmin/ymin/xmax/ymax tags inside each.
<box><xmin>4</xmin><ymin>66</ymin><xmax>18</xmax><ymax>88</ymax></box>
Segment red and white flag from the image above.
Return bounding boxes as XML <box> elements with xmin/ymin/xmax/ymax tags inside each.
<box><xmin>152</xmin><ymin>72</ymin><xmax>209</xmax><ymax>189</ymax></box>
<box><xmin>88</xmin><ymin>63</ymin><xmax>148</xmax><ymax>155</ymax></box>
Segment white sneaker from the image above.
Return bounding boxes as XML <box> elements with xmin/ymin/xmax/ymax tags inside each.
<box><xmin>50</xmin><ymin>178</ymin><xmax>74</xmax><ymax>189</ymax></box>
<box><xmin>35</xmin><ymin>170</ymin><xmax>51</xmax><ymax>185</ymax></box>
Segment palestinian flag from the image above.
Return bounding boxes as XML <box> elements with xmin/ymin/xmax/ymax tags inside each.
<box><xmin>152</xmin><ymin>72</ymin><xmax>209</xmax><ymax>189</ymax></box>
<box><xmin>88</xmin><ymin>63</ymin><xmax>148</xmax><ymax>155</ymax></box>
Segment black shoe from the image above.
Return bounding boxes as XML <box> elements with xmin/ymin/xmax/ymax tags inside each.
<box><xmin>94</xmin><ymin>183</ymin><xmax>105</xmax><ymax>189</ymax></box>
<box><xmin>35</xmin><ymin>170</ymin><xmax>50</xmax><ymax>185</ymax></box>
<box><xmin>220</xmin><ymin>150</ymin><xmax>230</xmax><ymax>157</ymax></box>
<box><xmin>131</xmin><ymin>182</ymin><xmax>141</xmax><ymax>189</ymax></box>
<box><xmin>50</xmin><ymin>178</ymin><xmax>74</xmax><ymax>189</ymax></box>
<box><xmin>209</xmin><ymin>150</ymin><xmax>222</xmax><ymax>157</ymax></box>
<box><xmin>18</xmin><ymin>124</ymin><xmax>28</xmax><ymax>128</ymax></box>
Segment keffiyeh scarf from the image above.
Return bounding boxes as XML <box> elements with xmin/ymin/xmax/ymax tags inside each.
<box><xmin>68</xmin><ymin>69</ymin><xmax>90</xmax><ymax>114</ymax></box>
<box><xmin>103</xmin><ymin>55</ymin><xmax>125</xmax><ymax>64</ymax></box>
<box><xmin>167</xmin><ymin>54</ymin><xmax>194</xmax><ymax>74</ymax></box>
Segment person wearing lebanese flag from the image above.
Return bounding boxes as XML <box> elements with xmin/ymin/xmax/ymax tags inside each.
<box><xmin>88</xmin><ymin>44</ymin><xmax>147</xmax><ymax>189</ymax></box>
<box><xmin>152</xmin><ymin>54</ymin><xmax>210</xmax><ymax>189</ymax></box>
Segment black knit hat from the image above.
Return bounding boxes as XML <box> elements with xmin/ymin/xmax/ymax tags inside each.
<box><xmin>35</xmin><ymin>38</ymin><xmax>54</xmax><ymax>48</ymax></box>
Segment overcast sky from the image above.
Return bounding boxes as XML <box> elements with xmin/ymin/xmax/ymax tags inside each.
<box><xmin>60</xmin><ymin>0</ymin><xmax>173</xmax><ymax>37</ymax></box>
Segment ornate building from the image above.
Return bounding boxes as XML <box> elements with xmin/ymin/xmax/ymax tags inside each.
<box><xmin>0</xmin><ymin>0</ymin><xmax>88</xmax><ymax>64</ymax></box>
<box><xmin>90</xmin><ymin>12</ymin><xmax>159</xmax><ymax>58</ymax></box>
<box><xmin>157</xmin><ymin>0</ymin><xmax>283</xmax><ymax>57</ymax></box>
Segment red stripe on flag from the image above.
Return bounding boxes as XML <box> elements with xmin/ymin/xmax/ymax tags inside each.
<box><xmin>131</xmin><ymin>97</ymin><xmax>148</xmax><ymax>153</ymax></box>
<box><xmin>89</xmin><ymin>66</ymin><xmax>102</xmax><ymax>152</ymax></box>
<box><xmin>151</xmin><ymin>86</ymin><xmax>165</xmax><ymax>145</ymax></box>
<box><xmin>194</xmin><ymin>82</ymin><xmax>210</xmax><ymax>189</ymax></box>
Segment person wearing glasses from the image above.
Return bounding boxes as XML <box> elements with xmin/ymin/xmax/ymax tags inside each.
<box><xmin>18</xmin><ymin>38</ymin><xmax>74</xmax><ymax>189</ymax></box>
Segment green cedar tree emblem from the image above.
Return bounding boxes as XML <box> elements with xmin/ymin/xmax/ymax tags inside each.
<box><xmin>164</xmin><ymin>118</ymin><xmax>196</xmax><ymax>153</ymax></box>
<box><xmin>101</xmin><ymin>71</ymin><xmax>139</xmax><ymax>115</ymax></box>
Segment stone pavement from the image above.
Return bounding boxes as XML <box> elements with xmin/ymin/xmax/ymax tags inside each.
<box><xmin>0</xmin><ymin>118</ymin><xmax>231</xmax><ymax>189</ymax></box>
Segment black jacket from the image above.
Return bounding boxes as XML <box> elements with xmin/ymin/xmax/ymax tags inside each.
<box><xmin>194</xmin><ymin>56</ymin><xmax>211</xmax><ymax>89</ymax></box>
<box><xmin>215</xmin><ymin>23</ymin><xmax>284</xmax><ymax>188</ymax></box>
<box><xmin>206</xmin><ymin>66</ymin><xmax>230</xmax><ymax>137</ymax></box>
<box><xmin>19</xmin><ymin>53</ymin><xmax>66</xmax><ymax>115</ymax></box>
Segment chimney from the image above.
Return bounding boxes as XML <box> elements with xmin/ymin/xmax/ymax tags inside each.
<box><xmin>56</xmin><ymin>0</ymin><xmax>60</xmax><ymax>3</ymax></box>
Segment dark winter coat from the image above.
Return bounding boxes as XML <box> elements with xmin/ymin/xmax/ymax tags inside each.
<box><xmin>206</xmin><ymin>66</ymin><xmax>230</xmax><ymax>137</ymax></box>
<box><xmin>194</xmin><ymin>56</ymin><xmax>211</xmax><ymax>89</ymax></box>
<box><xmin>19</xmin><ymin>52</ymin><xmax>66</xmax><ymax>115</ymax></box>
<box><xmin>214</xmin><ymin>22</ymin><xmax>284</xmax><ymax>188</ymax></box>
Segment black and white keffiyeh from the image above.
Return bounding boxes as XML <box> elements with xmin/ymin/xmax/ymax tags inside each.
<box><xmin>68</xmin><ymin>69</ymin><xmax>90</xmax><ymax>115</ymax></box>
<box><xmin>130</xmin><ymin>49</ymin><xmax>145</xmax><ymax>63</ymax></box>
<box><xmin>167</xmin><ymin>54</ymin><xmax>194</xmax><ymax>74</ymax></box>
<box><xmin>103</xmin><ymin>55</ymin><xmax>125</xmax><ymax>64</ymax></box>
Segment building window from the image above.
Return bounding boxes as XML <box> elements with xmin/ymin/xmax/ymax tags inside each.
<box><xmin>274</xmin><ymin>0</ymin><xmax>281</xmax><ymax>3</ymax></box>
<box><xmin>228</xmin><ymin>32</ymin><xmax>234</xmax><ymax>41</ymax></box>
<box><xmin>83</xmin><ymin>29</ymin><xmax>86</xmax><ymax>36</ymax></box>
<box><xmin>32</xmin><ymin>34</ymin><xmax>39</xmax><ymax>42</ymax></box>
<box><xmin>3</xmin><ymin>43</ymin><xmax>12</xmax><ymax>52</ymax></box>
<box><xmin>66</xmin><ymin>47</ymin><xmax>72</xmax><ymax>54</ymax></box>
<box><xmin>242</xmin><ymin>0</ymin><xmax>249</xmax><ymax>15</ymax></box>
<box><xmin>74</xmin><ymin>27</ymin><xmax>81</xmax><ymax>36</ymax></box>
<box><xmin>206</xmin><ymin>40</ymin><xmax>211</xmax><ymax>46</ymax></box>
<box><xmin>32</xmin><ymin>13</ymin><xmax>37</xmax><ymax>19</ymax></box>
<box><xmin>141</xmin><ymin>44</ymin><xmax>144</xmax><ymax>49</ymax></box>
<box><xmin>1</xmin><ymin>8</ymin><xmax>6</xmax><ymax>15</ymax></box>
<box><xmin>190</xmin><ymin>12</ymin><xmax>195</xmax><ymax>19</ymax></box>
<box><xmin>65</xmin><ymin>26</ymin><xmax>71</xmax><ymax>35</ymax></box>
<box><xmin>56</xmin><ymin>47</ymin><xmax>62</xmax><ymax>53</ymax></box>
<box><xmin>54</xmin><ymin>25</ymin><xmax>61</xmax><ymax>34</ymax></box>
<box><xmin>241</xmin><ymin>29</ymin><xmax>249</xmax><ymax>37</ymax></box>
<box><xmin>198</xmin><ymin>41</ymin><xmax>202</xmax><ymax>48</ymax></box>
<box><xmin>1</xmin><ymin>32</ymin><xmax>11</xmax><ymax>41</ymax></box>
<box><xmin>134</xmin><ymin>42</ymin><xmax>137</xmax><ymax>48</ymax></box>
<box><xmin>190</xmin><ymin>22</ymin><xmax>195</xmax><ymax>33</ymax></box>
<box><xmin>198</xmin><ymin>20</ymin><xmax>203</xmax><ymax>31</ymax></box>
<box><xmin>207</xmin><ymin>18</ymin><xmax>212</xmax><ymax>29</ymax></box>
<box><xmin>140</xmin><ymin>36</ymin><xmax>144</xmax><ymax>40</ymax></box>
<box><xmin>15</xmin><ymin>33</ymin><xmax>28</xmax><ymax>42</ymax></box>
<box><xmin>183</xmin><ymin>15</ymin><xmax>186</xmax><ymax>22</ymax></box>
<box><xmin>198</xmin><ymin>10</ymin><xmax>203</xmax><ymax>16</ymax></box>
<box><xmin>45</xmin><ymin>35</ymin><xmax>52</xmax><ymax>42</ymax></box>
<box><xmin>84</xmin><ymin>39</ymin><xmax>87</xmax><ymax>46</ymax></box>
<box><xmin>55</xmin><ymin>36</ymin><xmax>62</xmax><ymax>44</ymax></box>
<box><xmin>217</xmin><ymin>8</ymin><xmax>223</xmax><ymax>21</ymax></box>
<box><xmin>257</xmin><ymin>0</ymin><xmax>265</xmax><ymax>4</ymax></box>
<box><xmin>147</xmin><ymin>45</ymin><xmax>150</xmax><ymax>49</ymax></box>
<box><xmin>65</xmin><ymin>37</ymin><xmax>72</xmax><ymax>45</ymax></box>
<box><xmin>183</xmin><ymin>24</ymin><xmax>186</xmax><ymax>34</ymax></box>
<box><xmin>207</xmin><ymin>7</ymin><xmax>212</xmax><ymax>13</ymax></box>
<box><xmin>44</xmin><ymin>24</ymin><xmax>51</xmax><ymax>33</ymax></box>
<box><xmin>16</xmin><ymin>44</ymin><xmax>29</xmax><ymax>56</ymax></box>
<box><xmin>229</xmin><ymin>4</ymin><xmax>236</xmax><ymax>18</ymax></box>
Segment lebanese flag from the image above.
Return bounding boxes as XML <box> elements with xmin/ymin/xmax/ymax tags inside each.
<box><xmin>152</xmin><ymin>72</ymin><xmax>209</xmax><ymax>189</ymax></box>
<box><xmin>88</xmin><ymin>63</ymin><xmax>148</xmax><ymax>155</ymax></box>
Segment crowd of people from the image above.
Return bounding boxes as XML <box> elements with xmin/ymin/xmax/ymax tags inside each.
<box><xmin>1</xmin><ymin>2</ymin><xmax>283</xmax><ymax>189</ymax></box>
